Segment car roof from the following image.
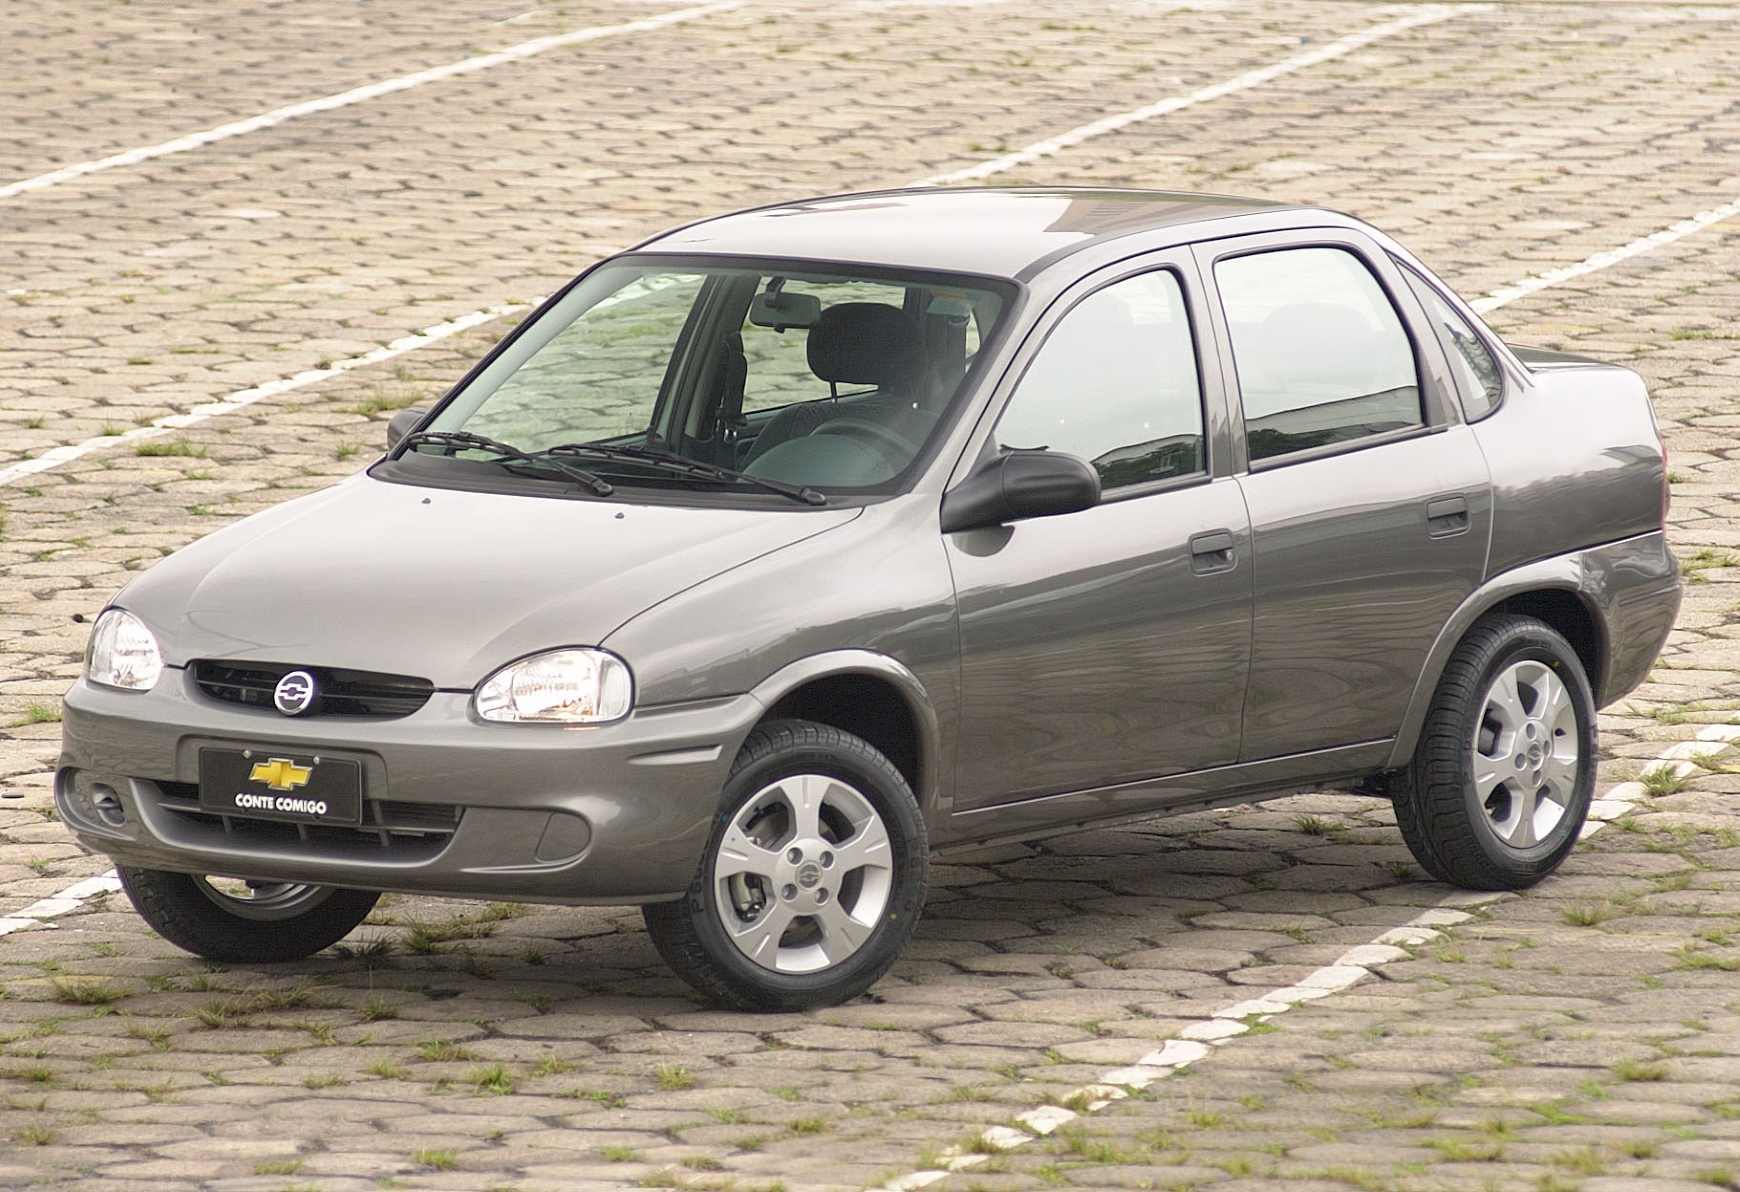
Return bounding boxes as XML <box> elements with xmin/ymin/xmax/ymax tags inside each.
<box><xmin>635</xmin><ymin>187</ymin><xmax>1315</xmax><ymax>281</ymax></box>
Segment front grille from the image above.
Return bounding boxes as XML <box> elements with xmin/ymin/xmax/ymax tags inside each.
<box><xmin>193</xmin><ymin>661</ymin><xmax>434</xmax><ymax>719</ymax></box>
<box><xmin>154</xmin><ymin>780</ymin><xmax>460</xmax><ymax>860</ymax></box>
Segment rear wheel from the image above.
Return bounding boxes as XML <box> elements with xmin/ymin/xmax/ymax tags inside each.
<box><xmin>1394</xmin><ymin>614</ymin><xmax>1596</xmax><ymax>890</ymax></box>
<box><xmin>119</xmin><ymin>868</ymin><xmax>379</xmax><ymax>963</ymax></box>
<box><xmin>643</xmin><ymin>719</ymin><xmax>928</xmax><ymax>1011</ymax></box>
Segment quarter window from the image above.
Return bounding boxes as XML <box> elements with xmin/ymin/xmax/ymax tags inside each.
<box><xmin>995</xmin><ymin>270</ymin><xmax>1205</xmax><ymax>490</ymax></box>
<box><xmin>1403</xmin><ymin>267</ymin><xmax>1504</xmax><ymax>419</ymax></box>
<box><xmin>1215</xmin><ymin>247</ymin><xmax>1422</xmax><ymax>462</ymax></box>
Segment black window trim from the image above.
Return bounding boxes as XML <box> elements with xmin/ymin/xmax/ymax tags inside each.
<box><xmin>1243</xmin><ymin>418</ymin><xmax>1443</xmax><ymax>475</ymax></box>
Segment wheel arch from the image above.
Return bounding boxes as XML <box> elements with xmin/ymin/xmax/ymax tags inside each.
<box><xmin>1385</xmin><ymin>557</ymin><xmax>1611</xmax><ymax>771</ymax></box>
<box><xmin>1484</xmin><ymin>588</ymin><xmax>1602</xmax><ymax>692</ymax></box>
<box><xmin>746</xmin><ymin>651</ymin><xmax>940</xmax><ymax>820</ymax></box>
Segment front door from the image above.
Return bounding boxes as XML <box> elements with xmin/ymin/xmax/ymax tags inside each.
<box><xmin>949</xmin><ymin>261</ymin><xmax>1253</xmax><ymax>811</ymax></box>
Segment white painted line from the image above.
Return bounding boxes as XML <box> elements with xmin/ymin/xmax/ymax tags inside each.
<box><xmin>1472</xmin><ymin>193</ymin><xmax>1740</xmax><ymax>314</ymax></box>
<box><xmin>0</xmin><ymin>869</ymin><xmax>120</xmax><ymax>938</ymax></box>
<box><xmin>1659</xmin><ymin>736</ymin><xmax>1738</xmax><ymax>761</ymax></box>
<box><xmin>8</xmin><ymin>739</ymin><xmax>1738</xmax><ymax>1189</ymax></box>
<box><xmin>0</xmin><ymin>2</ymin><xmax>1724</xmax><ymax>494</ymax></box>
<box><xmin>875</xmin><ymin>902</ymin><xmax>1500</xmax><ymax>1188</ymax></box>
<box><xmin>1014</xmin><ymin>1104</ymin><xmax>1077</xmax><ymax>1135</ymax></box>
<box><xmin>5</xmin><ymin>196</ymin><xmax>1734</xmax><ymax>494</ymax></box>
<box><xmin>0</xmin><ymin>1</ymin><xmax>747</xmax><ymax>202</ymax></box>
<box><xmin>1</xmin><ymin>11</ymin><xmax>1478</xmax><ymax>484</ymax></box>
<box><xmin>915</xmin><ymin>5</ymin><xmax>1481</xmax><ymax>187</ymax></box>
<box><xmin>1375</xmin><ymin>923</ymin><xmax>1446</xmax><ymax>946</ymax></box>
<box><xmin>875</xmin><ymin>728</ymin><xmax>1739</xmax><ymax>1192</ymax></box>
<box><xmin>978</xmin><ymin>1124</ymin><xmax>1032</xmax><ymax>1150</ymax></box>
<box><xmin>1178</xmin><ymin>1017</ymin><xmax>1246</xmax><ymax>1041</ymax></box>
<box><xmin>0</xmin><ymin>305</ymin><xmax>525</xmax><ymax>488</ymax></box>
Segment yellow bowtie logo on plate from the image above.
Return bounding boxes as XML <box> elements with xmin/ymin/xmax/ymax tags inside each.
<box><xmin>250</xmin><ymin>757</ymin><xmax>313</xmax><ymax>791</ymax></box>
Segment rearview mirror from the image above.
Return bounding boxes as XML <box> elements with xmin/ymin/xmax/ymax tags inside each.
<box><xmin>940</xmin><ymin>450</ymin><xmax>1101</xmax><ymax>534</ymax></box>
<box><xmin>386</xmin><ymin>407</ymin><xmax>429</xmax><ymax>451</ymax></box>
<box><xmin>748</xmin><ymin>289</ymin><xmax>821</xmax><ymax>332</ymax></box>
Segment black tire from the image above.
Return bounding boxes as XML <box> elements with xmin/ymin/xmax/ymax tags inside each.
<box><xmin>1394</xmin><ymin>614</ymin><xmax>1596</xmax><ymax>890</ymax></box>
<box><xmin>118</xmin><ymin>868</ymin><xmax>380</xmax><ymax>963</ymax></box>
<box><xmin>643</xmin><ymin>719</ymin><xmax>928</xmax><ymax>1011</ymax></box>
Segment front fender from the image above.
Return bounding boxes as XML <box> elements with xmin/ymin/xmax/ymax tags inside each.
<box><xmin>746</xmin><ymin>649</ymin><xmax>947</xmax><ymax>821</ymax></box>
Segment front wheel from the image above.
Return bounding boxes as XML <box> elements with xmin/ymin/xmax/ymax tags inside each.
<box><xmin>1394</xmin><ymin>614</ymin><xmax>1597</xmax><ymax>890</ymax></box>
<box><xmin>643</xmin><ymin>719</ymin><xmax>928</xmax><ymax>1011</ymax></box>
<box><xmin>118</xmin><ymin>869</ymin><xmax>380</xmax><ymax>963</ymax></box>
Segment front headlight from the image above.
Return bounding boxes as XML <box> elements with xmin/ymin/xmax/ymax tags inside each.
<box><xmin>85</xmin><ymin>608</ymin><xmax>164</xmax><ymax>691</ymax></box>
<box><xmin>474</xmin><ymin>648</ymin><xmax>633</xmax><ymax>724</ymax></box>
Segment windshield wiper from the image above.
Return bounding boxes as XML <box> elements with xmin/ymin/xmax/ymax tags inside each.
<box><xmin>542</xmin><ymin>441</ymin><xmax>827</xmax><ymax>507</ymax></box>
<box><xmin>400</xmin><ymin>430</ymin><xmax>614</xmax><ymax>497</ymax></box>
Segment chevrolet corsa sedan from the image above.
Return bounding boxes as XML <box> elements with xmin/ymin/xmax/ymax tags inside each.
<box><xmin>58</xmin><ymin>189</ymin><xmax>1681</xmax><ymax>1010</ymax></box>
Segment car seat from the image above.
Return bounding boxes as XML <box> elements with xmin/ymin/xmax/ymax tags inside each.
<box><xmin>742</xmin><ymin>302</ymin><xmax>929</xmax><ymax>466</ymax></box>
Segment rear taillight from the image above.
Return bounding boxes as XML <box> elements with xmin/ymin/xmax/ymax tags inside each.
<box><xmin>1656</xmin><ymin>421</ymin><xmax>1671</xmax><ymax>524</ymax></box>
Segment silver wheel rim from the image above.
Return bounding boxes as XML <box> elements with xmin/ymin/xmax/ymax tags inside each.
<box><xmin>1471</xmin><ymin>659</ymin><xmax>1579</xmax><ymax>850</ymax></box>
<box><xmin>712</xmin><ymin>773</ymin><xmax>894</xmax><ymax>974</ymax></box>
<box><xmin>191</xmin><ymin>875</ymin><xmax>334</xmax><ymax>922</ymax></box>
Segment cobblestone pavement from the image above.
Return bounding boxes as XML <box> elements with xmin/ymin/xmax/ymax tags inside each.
<box><xmin>3</xmin><ymin>2</ymin><xmax>1740</xmax><ymax>1189</ymax></box>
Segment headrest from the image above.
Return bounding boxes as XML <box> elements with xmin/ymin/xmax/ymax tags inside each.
<box><xmin>807</xmin><ymin>303</ymin><xmax>926</xmax><ymax>392</ymax></box>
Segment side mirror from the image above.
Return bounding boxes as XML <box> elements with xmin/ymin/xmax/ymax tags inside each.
<box><xmin>940</xmin><ymin>450</ymin><xmax>1101</xmax><ymax>534</ymax></box>
<box><xmin>386</xmin><ymin>407</ymin><xmax>429</xmax><ymax>451</ymax></box>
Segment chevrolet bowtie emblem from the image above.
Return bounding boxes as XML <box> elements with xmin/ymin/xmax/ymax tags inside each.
<box><xmin>250</xmin><ymin>758</ymin><xmax>312</xmax><ymax>792</ymax></box>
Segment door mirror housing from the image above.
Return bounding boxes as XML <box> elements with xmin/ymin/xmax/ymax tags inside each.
<box><xmin>940</xmin><ymin>450</ymin><xmax>1101</xmax><ymax>534</ymax></box>
<box><xmin>386</xmin><ymin>407</ymin><xmax>430</xmax><ymax>451</ymax></box>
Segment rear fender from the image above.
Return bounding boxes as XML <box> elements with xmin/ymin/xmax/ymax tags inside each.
<box><xmin>1384</xmin><ymin>532</ymin><xmax>1679</xmax><ymax>770</ymax></box>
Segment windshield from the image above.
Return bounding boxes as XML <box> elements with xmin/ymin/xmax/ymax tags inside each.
<box><xmin>412</xmin><ymin>259</ymin><xmax>1011</xmax><ymax>500</ymax></box>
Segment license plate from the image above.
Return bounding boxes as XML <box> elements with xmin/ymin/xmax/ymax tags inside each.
<box><xmin>198</xmin><ymin>748</ymin><xmax>363</xmax><ymax>826</ymax></box>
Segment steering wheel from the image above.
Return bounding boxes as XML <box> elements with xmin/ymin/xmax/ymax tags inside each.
<box><xmin>811</xmin><ymin>417</ymin><xmax>921</xmax><ymax>461</ymax></box>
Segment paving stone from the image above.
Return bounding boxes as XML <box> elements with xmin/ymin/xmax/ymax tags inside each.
<box><xmin>6</xmin><ymin>4</ymin><xmax>1740</xmax><ymax>1191</ymax></box>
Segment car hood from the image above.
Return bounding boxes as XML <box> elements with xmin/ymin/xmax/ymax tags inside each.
<box><xmin>117</xmin><ymin>474</ymin><xmax>861</xmax><ymax>688</ymax></box>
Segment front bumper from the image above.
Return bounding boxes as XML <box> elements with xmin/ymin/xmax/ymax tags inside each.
<box><xmin>56</xmin><ymin>668</ymin><xmax>762</xmax><ymax>905</ymax></box>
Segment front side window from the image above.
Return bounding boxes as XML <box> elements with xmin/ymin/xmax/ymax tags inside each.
<box><xmin>994</xmin><ymin>269</ymin><xmax>1205</xmax><ymax>491</ymax></box>
<box><xmin>405</xmin><ymin>261</ymin><xmax>1010</xmax><ymax>501</ymax></box>
<box><xmin>1216</xmin><ymin>247</ymin><xmax>1422</xmax><ymax>462</ymax></box>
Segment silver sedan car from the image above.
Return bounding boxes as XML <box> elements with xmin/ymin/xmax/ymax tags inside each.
<box><xmin>58</xmin><ymin>188</ymin><xmax>1680</xmax><ymax>1009</ymax></box>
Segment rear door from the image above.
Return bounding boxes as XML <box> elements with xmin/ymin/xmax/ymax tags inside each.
<box><xmin>947</xmin><ymin>253</ymin><xmax>1253</xmax><ymax>811</ymax></box>
<box><xmin>1195</xmin><ymin>231</ymin><xmax>1492</xmax><ymax>762</ymax></box>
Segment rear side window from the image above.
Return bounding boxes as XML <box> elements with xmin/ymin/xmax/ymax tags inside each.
<box><xmin>994</xmin><ymin>269</ymin><xmax>1205</xmax><ymax>490</ymax></box>
<box><xmin>1401</xmin><ymin>266</ymin><xmax>1504</xmax><ymax>420</ymax></box>
<box><xmin>1215</xmin><ymin>247</ymin><xmax>1422</xmax><ymax>463</ymax></box>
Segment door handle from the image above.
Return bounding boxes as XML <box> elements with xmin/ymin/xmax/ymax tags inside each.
<box><xmin>1189</xmin><ymin>529</ymin><xmax>1237</xmax><ymax>574</ymax></box>
<box><xmin>1426</xmin><ymin>495</ymin><xmax>1470</xmax><ymax>538</ymax></box>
